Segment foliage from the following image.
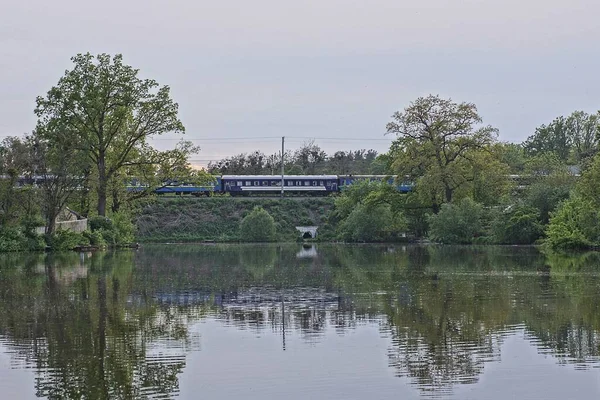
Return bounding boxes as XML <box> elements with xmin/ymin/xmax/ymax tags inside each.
<box><xmin>546</xmin><ymin>196</ymin><xmax>600</xmax><ymax>250</ymax></box>
<box><xmin>89</xmin><ymin>216</ymin><xmax>114</xmax><ymax>232</ymax></box>
<box><xmin>338</xmin><ymin>203</ymin><xmax>406</xmax><ymax>242</ymax></box>
<box><xmin>83</xmin><ymin>230</ymin><xmax>107</xmax><ymax>247</ymax></box>
<box><xmin>89</xmin><ymin>213</ymin><xmax>136</xmax><ymax>245</ymax></box>
<box><xmin>524</xmin><ymin>116</ymin><xmax>571</xmax><ymax>162</ymax></box>
<box><xmin>492</xmin><ymin>205</ymin><xmax>544</xmax><ymax>244</ymax></box>
<box><xmin>546</xmin><ymin>153</ymin><xmax>600</xmax><ymax>250</ymax></box>
<box><xmin>111</xmin><ymin>212</ymin><xmax>136</xmax><ymax>244</ymax></box>
<box><xmin>207</xmin><ymin>142</ymin><xmax>379</xmax><ymax>175</ymax></box>
<box><xmin>46</xmin><ymin>230</ymin><xmax>89</xmax><ymax>251</ymax></box>
<box><xmin>428</xmin><ymin>198</ymin><xmax>485</xmax><ymax>244</ymax></box>
<box><xmin>521</xmin><ymin>153</ymin><xmax>576</xmax><ymax>224</ymax></box>
<box><xmin>333</xmin><ymin>179</ymin><xmax>408</xmax><ymax>241</ymax></box>
<box><xmin>523</xmin><ymin>111</ymin><xmax>600</xmax><ymax>164</ymax></box>
<box><xmin>239</xmin><ymin>206</ymin><xmax>276</xmax><ymax>242</ymax></box>
<box><xmin>386</xmin><ymin>95</ymin><xmax>504</xmax><ymax>212</ymax></box>
<box><xmin>0</xmin><ymin>227</ymin><xmax>29</xmax><ymax>252</ymax></box>
<box><xmin>35</xmin><ymin>53</ymin><xmax>185</xmax><ymax>216</ymax></box>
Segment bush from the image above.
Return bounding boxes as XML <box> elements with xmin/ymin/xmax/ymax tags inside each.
<box><xmin>47</xmin><ymin>230</ymin><xmax>89</xmax><ymax>251</ymax></box>
<box><xmin>0</xmin><ymin>227</ymin><xmax>28</xmax><ymax>252</ymax></box>
<box><xmin>428</xmin><ymin>198</ymin><xmax>484</xmax><ymax>244</ymax></box>
<box><xmin>89</xmin><ymin>216</ymin><xmax>113</xmax><ymax>232</ymax></box>
<box><xmin>83</xmin><ymin>230</ymin><xmax>107</xmax><ymax>247</ymax></box>
<box><xmin>89</xmin><ymin>213</ymin><xmax>135</xmax><ymax>246</ymax></box>
<box><xmin>338</xmin><ymin>203</ymin><xmax>406</xmax><ymax>242</ymax></box>
<box><xmin>111</xmin><ymin>212</ymin><xmax>136</xmax><ymax>244</ymax></box>
<box><xmin>239</xmin><ymin>206</ymin><xmax>276</xmax><ymax>242</ymax></box>
<box><xmin>492</xmin><ymin>205</ymin><xmax>544</xmax><ymax>244</ymax></box>
<box><xmin>546</xmin><ymin>196</ymin><xmax>600</xmax><ymax>250</ymax></box>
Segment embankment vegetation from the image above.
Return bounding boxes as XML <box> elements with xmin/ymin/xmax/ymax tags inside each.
<box><xmin>135</xmin><ymin>197</ymin><xmax>335</xmax><ymax>243</ymax></box>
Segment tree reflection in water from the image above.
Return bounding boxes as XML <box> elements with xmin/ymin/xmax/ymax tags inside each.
<box><xmin>1</xmin><ymin>244</ymin><xmax>600</xmax><ymax>398</ymax></box>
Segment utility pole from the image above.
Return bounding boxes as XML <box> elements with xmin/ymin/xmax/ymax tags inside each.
<box><xmin>281</xmin><ymin>136</ymin><xmax>285</xmax><ymax>198</ymax></box>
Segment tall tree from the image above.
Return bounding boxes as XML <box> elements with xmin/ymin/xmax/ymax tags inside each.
<box><xmin>35</xmin><ymin>53</ymin><xmax>184</xmax><ymax>216</ymax></box>
<box><xmin>293</xmin><ymin>141</ymin><xmax>327</xmax><ymax>174</ymax></box>
<box><xmin>566</xmin><ymin>111</ymin><xmax>599</xmax><ymax>164</ymax></box>
<box><xmin>386</xmin><ymin>95</ymin><xmax>500</xmax><ymax>212</ymax></box>
<box><xmin>523</xmin><ymin>116</ymin><xmax>571</xmax><ymax>162</ymax></box>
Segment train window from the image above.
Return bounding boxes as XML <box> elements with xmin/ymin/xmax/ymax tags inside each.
<box><xmin>312</xmin><ymin>181</ymin><xmax>317</xmax><ymax>186</ymax></box>
<box><xmin>262</xmin><ymin>181</ymin><xmax>268</xmax><ymax>186</ymax></box>
<box><xmin>319</xmin><ymin>181</ymin><xmax>323</xmax><ymax>186</ymax></box>
<box><xmin>237</xmin><ymin>181</ymin><xmax>242</xmax><ymax>186</ymax></box>
<box><xmin>287</xmin><ymin>181</ymin><xmax>293</xmax><ymax>186</ymax></box>
<box><xmin>245</xmin><ymin>181</ymin><xmax>251</xmax><ymax>186</ymax></box>
<box><xmin>304</xmin><ymin>181</ymin><xmax>310</xmax><ymax>186</ymax></box>
<box><xmin>254</xmin><ymin>181</ymin><xmax>259</xmax><ymax>186</ymax></box>
<box><xmin>296</xmin><ymin>181</ymin><xmax>301</xmax><ymax>186</ymax></box>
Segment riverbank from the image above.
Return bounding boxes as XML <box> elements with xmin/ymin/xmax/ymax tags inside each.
<box><xmin>135</xmin><ymin>197</ymin><xmax>336</xmax><ymax>243</ymax></box>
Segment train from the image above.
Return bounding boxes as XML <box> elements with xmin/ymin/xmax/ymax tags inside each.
<box><xmin>132</xmin><ymin>175</ymin><xmax>414</xmax><ymax>197</ymax></box>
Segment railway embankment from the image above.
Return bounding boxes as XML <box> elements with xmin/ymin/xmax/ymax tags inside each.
<box><xmin>135</xmin><ymin>197</ymin><xmax>336</xmax><ymax>243</ymax></box>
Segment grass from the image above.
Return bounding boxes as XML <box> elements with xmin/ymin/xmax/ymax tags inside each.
<box><xmin>135</xmin><ymin>197</ymin><xmax>336</xmax><ymax>242</ymax></box>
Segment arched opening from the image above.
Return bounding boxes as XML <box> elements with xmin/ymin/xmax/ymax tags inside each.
<box><xmin>303</xmin><ymin>231</ymin><xmax>313</xmax><ymax>239</ymax></box>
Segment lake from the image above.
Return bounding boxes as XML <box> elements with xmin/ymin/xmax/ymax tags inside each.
<box><xmin>0</xmin><ymin>244</ymin><xmax>599</xmax><ymax>399</ymax></box>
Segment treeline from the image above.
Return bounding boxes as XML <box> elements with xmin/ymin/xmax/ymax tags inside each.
<box><xmin>327</xmin><ymin>97</ymin><xmax>600</xmax><ymax>249</ymax></box>
<box><xmin>207</xmin><ymin>143</ymin><xmax>383</xmax><ymax>175</ymax></box>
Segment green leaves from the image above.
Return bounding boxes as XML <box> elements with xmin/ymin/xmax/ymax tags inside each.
<box><xmin>428</xmin><ymin>198</ymin><xmax>485</xmax><ymax>244</ymax></box>
<box><xmin>239</xmin><ymin>206</ymin><xmax>276</xmax><ymax>242</ymax></box>
<box><xmin>386</xmin><ymin>95</ymin><xmax>505</xmax><ymax>209</ymax></box>
<box><xmin>35</xmin><ymin>53</ymin><xmax>186</xmax><ymax>216</ymax></box>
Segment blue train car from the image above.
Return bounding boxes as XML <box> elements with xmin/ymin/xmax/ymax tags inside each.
<box><xmin>221</xmin><ymin>175</ymin><xmax>338</xmax><ymax>196</ymax></box>
<box><xmin>128</xmin><ymin>176</ymin><xmax>221</xmax><ymax>197</ymax></box>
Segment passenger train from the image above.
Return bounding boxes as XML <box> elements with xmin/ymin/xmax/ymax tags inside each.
<box><xmin>5</xmin><ymin>174</ymin><xmax>413</xmax><ymax>197</ymax></box>
<box><xmin>146</xmin><ymin>175</ymin><xmax>413</xmax><ymax>196</ymax></box>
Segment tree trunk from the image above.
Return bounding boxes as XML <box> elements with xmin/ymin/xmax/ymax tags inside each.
<box><xmin>97</xmin><ymin>154</ymin><xmax>107</xmax><ymax>217</ymax></box>
<box><xmin>445</xmin><ymin>186</ymin><xmax>453</xmax><ymax>204</ymax></box>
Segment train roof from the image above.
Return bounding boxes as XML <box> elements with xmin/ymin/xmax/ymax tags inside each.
<box><xmin>222</xmin><ymin>175</ymin><xmax>338</xmax><ymax>180</ymax></box>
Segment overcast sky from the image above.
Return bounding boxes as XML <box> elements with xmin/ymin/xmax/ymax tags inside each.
<box><xmin>2</xmin><ymin>0</ymin><xmax>599</xmax><ymax>166</ymax></box>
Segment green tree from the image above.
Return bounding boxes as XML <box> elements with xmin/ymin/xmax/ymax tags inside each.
<box><xmin>492</xmin><ymin>205</ymin><xmax>543</xmax><ymax>244</ymax></box>
<box><xmin>523</xmin><ymin>116</ymin><xmax>571</xmax><ymax>162</ymax></box>
<box><xmin>546</xmin><ymin>195</ymin><xmax>600</xmax><ymax>250</ymax></box>
<box><xmin>386</xmin><ymin>95</ymin><xmax>501</xmax><ymax>212</ymax></box>
<box><xmin>338</xmin><ymin>203</ymin><xmax>405</xmax><ymax>242</ymax></box>
<box><xmin>35</xmin><ymin>53</ymin><xmax>185</xmax><ymax>216</ymax></box>
<box><xmin>567</xmin><ymin>111</ymin><xmax>599</xmax><ymax>164</ymax></box>
<box><xmin>523</xmin><ymin>153</ymin><xmax>576</xmax><ymax>224</ymax></box>
<box><xmin>428</xmin><ymin>198</ymin><xmax>485</xmax><ymax>244</ymax></box>
<box><xmin>546</xmin><ymin>152</ymin><xmax>600</xmax><ymax>250</ymax></box>
<box><xmin>239</xmin><ymin>206</ymin><xmax>276</xmax><ymax>242</ymax></box>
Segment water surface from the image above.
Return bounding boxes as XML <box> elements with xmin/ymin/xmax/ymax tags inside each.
<box><xmin>1</xmin><ymin>244</ymin><xmax>599</xmax><ymax>399</ymax></box>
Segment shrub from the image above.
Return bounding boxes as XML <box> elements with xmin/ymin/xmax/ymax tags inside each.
<box><xmin>338</xmin><ymin>203</ymin><xmax>406</xmax><ymax>242</ymax></box>
<box><xmin>492</xmin><ymin>205</ymin><xmax>544</xmax><ymax>244</ymax></box>
<box><xmin>239</xmin><ymin>206</ymin><xmax>276</xmax><ymax>242</ymax></box>
<box><xmin>89</xmin><ymin>216</ymin><xmax>113</xmax><ymax>232</ymax></box>
<box><xmin>546</xmin><ymin>196</ymin><xmax>600</xmax><ymax>250</ymax></box>
<box><xmin>111</xmin><ymin>212</ymin><xmax>136</xmax><ymax>244</ymax></box>
<box><xmin>83</xmin><ymin>230</ymin><xmax>107</xmax><ymax>247</ymax></box>
<box><xmin>428</xmin><ymin>198</ymin><xmax>484</xmax><ymax>244</ymax></box>
<box><xmin>47</xmin><ymin>230</ymin><xmax>89</xmax><ymax>251</ymax></box>
<box><xmin>89</xmin><ymin>213</ymin><xmax>135</xmax><ymax>245</ymax></box>
<box><xmin>0</xmin><ymin>227</ymin><xmax>28</xmax><ymax>252</ymax></box>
